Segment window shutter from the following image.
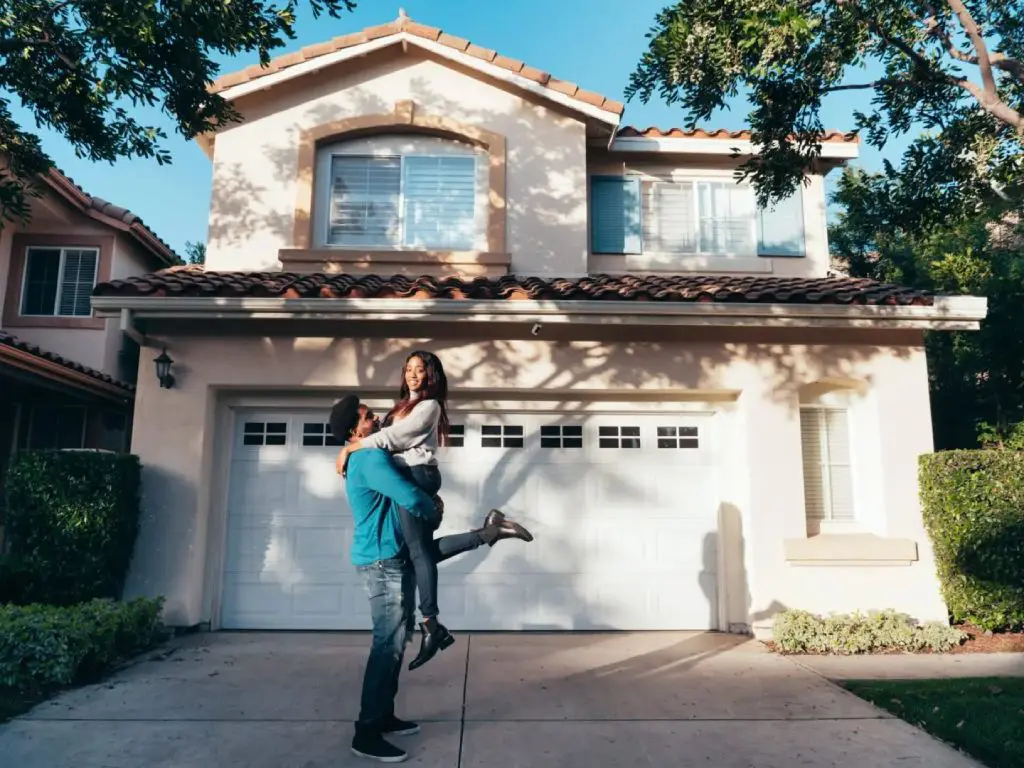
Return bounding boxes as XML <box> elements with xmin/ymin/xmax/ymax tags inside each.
<box><xmin>645</xmin><ymin>182</ymin><xmax>695</xmax><ymax>253</ymax></box>
<box><xmin>58</xmin><ymin>249</ymin><xmax>98</xmax><ymax>317</ymax></box>
<box><xmin>757</xmin><ymin>184</ymin><xmax>806</xmax><ymax>257</ymax></box>
<box><xmin>328</xmin><ymin>156</ymin><xmax>401</xmax><ymax>246</ymax></box>
<box><xmin>800</xmin><ymin>408</ymin><xmax>855</xmax><ymax>523</ymax></box>
<box><xmin>402</xmin><ymin>156</ymin><xmax>477</xmax><ymax>249</ymax></box>
<box><xmin>590</xmin><ymin>177</ymin><xmax>642</xmax><ymax>254</ymax></box>
<box><xmin>21</xmin><ymin>248</ymin><xmax>61</xmax><ymax>315</ymax></box>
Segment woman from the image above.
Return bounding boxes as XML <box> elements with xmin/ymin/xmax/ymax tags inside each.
<box><xmin>337</xmin><ymin>351</ymin><xmax>532</xmax><ymax>670</ymax></box>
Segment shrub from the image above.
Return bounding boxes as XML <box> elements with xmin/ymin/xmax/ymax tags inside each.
<box><xmin>0</xmin><ymin>598</ymin><xmax>165</xmax><ymax>694</ymax></box>
<box><xmin>4</xmin><ymin>450</ymin><xmax>142</xmax><ymax>605</ymax></box>
<box><xmin>772</xmin><ymin>609</ymin><xmax>967</xmax><ymax>654</ymax></box>
<box><xmin>919</xmin><ymin>450</ymin><xmax>1024</xmax><ymax>631</ymax></box>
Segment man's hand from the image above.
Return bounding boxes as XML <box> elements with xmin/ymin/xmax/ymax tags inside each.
<box><xmin>336</xmin><ymin>446</ymin><xmax>351</xmax><ymax>477</ymax></box>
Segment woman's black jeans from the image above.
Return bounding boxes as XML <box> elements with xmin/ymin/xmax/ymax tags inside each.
<box><xmin>398</xmin><ymin>464</ymin><xmax>488</xmax><ymax>622</ymax></box>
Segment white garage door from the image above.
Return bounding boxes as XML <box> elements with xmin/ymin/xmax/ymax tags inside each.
<box><xmin>221</xmin><ymin>407</ymin><xmax>720</xmax><ymax>631</ymax></box>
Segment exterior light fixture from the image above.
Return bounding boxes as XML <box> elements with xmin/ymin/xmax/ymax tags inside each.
<box><xmin>154</xmin><ymin>349</ymin><xmax>175</xmax><ymax>389</ymax></box>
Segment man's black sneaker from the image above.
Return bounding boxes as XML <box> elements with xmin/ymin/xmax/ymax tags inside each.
<box><xmin>351</xmin><ymin>732</ymin><xmax>407</xmax><ymax>763</ymax></box>
<box><xmin>382</xmin><ymin>715</ymin><xmax>420</xmax><ymax>736</ymax></box>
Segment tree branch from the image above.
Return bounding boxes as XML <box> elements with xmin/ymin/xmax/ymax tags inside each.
<box><xmin>945</xmin><ymin>0</ymin><xmax>998</xmax><ymax>94</ymax></box>
<box><xmin>990</xmin><ymin>52</ymin><xmax>1024</xmax><ymax>82</ymax></box>
<box><xmin>824</xmin><ymin>79</ymin><xmax>915</xmax><ymax>92</ymax></box>
<box><xmin>918</xmin><ymin>7</ymin><xmax>978</xmax><ymax>64</ymax></box>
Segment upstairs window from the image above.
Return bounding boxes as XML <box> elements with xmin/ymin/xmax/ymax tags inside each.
<box><xmin>590</xmin><ymin>176</ymin><xmax>805</xmax><ymax>258</ymax></box>
<box><xmin>320</xmin><ymin>136</ymin><xmax>485</xmax><ymax>251</ymax></box>
<box><xmin>20</xmin><ymin>247</ymin><xmax>98</xmax><ymax>317</ymax></box>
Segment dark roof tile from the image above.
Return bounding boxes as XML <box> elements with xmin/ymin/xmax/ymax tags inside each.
<box><xmin>0</xmin><ymin>331</ymin><xmax>135</xmax><ymax>392</ymax></box>
<box><xmin>94</xmin><ymin>272</ymin><xmax>934</xmax><ymax>306</ymax></box>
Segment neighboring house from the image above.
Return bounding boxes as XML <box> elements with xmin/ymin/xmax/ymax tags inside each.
<box><xmin>0</xmin><ymin>166</ymin><xmax>178</xmax><ymax>537</ymax></box>
<box><xmin>90</xmin><ymin>13</ymin><xmax>987</xmax><ymax>637</ymax></box>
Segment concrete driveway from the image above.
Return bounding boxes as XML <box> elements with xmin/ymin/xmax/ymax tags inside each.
<box><xmin>0</xmin><ymin>632</ymin><xmax>981</xmax><ymax>767</ymax></box>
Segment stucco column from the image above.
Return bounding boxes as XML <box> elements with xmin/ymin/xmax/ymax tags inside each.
<box><xmin>123</xmin><ymin>362</ymin><xmax>214</xmax><ymax>626</ymax></box>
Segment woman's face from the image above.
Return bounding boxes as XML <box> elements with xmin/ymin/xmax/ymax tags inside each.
<box><xmin>404</xmin><ymin>356</ymin><xmax>427</xmax><ymax>394</ymax></box>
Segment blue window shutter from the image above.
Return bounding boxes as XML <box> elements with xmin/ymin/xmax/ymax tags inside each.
<box><xmin>757</xmin><ymin>184</ymin><xmax>806</xmax><ymax>257</ymax></box>
<box><xmin>590</xmin><ymin>176</ymin><xmax>642</xmax><ymax>254</ymax></box>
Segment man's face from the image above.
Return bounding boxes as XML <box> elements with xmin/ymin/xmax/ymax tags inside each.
<box><xmin>351</xmin><ymin>405</ymin><xmax>380</xmax><ymax>439</ymax></box>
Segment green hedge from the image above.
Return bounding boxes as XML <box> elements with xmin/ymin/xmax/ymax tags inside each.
<box><xmin>3</xmin><ymin>451</ymin><xmax>142</xmax><ymax>606</ymax></box>
<box><xmin>919</xmin><ymin>450</ymin><xmax>1024</xmax><ymax>631</ymax></box>
<box><xmin>0</xmin><ymin>598</ymin><xmax>165</xmax><ymax>694</ymax></box>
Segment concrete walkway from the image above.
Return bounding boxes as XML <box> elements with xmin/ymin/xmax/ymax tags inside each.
<box><xmin>0</xmin><ymin>632</ymin><xmax>983</xmax><ymax>767</ymax></box>
<box><xmin>791</xmin><ymin>651</ymin><xmax>1024</xmax><ymax>680</ymax></box>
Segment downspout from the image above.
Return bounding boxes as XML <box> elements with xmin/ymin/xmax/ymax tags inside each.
<box><xmin>119</xmin><ymin>308</ymin><xmax>148</xmax><ymax>348</ymax></box>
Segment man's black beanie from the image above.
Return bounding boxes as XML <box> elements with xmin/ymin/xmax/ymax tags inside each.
<box><xmin>329</xmin><ymin>395</ymin><xmax>361</xmax><ymax>442</ymax></box>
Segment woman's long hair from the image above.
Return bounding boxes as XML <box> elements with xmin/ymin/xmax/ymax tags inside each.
<box><xmin>383</xmin><ymin>350</ymin><xmax>452</xmax><ymax>446</ymax></box>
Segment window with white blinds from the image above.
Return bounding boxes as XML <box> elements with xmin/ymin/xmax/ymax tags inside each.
<box><xmin>328</xmin><ymin>154</ymin><xmax>477</xmax><ymax>249</ymax></box>
<box><xmin>591</xmin><ymin>174</ymin><xmax>806</xmax><ymax>259</ymax></box>
<box><xmin>644</xmin><ymin>180</ymin><xmax>755</xmax><ymax>256</ymax></box>
<box><xmin>20</xmin><ymin>247</ymin><xmax>98</xmax><ymax>318</ymax></box>
<box><xmin>800</xmin><ymin>407</ymin><xmax>855</xmax><ymax>523</ymax></box>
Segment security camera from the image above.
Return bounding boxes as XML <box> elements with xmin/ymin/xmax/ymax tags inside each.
<box><xmin>530</xmin><ymin>323</ymin><xmax>542</xmax><ymax>336</ymax></box>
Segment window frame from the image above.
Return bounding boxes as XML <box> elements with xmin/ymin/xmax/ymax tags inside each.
<box><xmin>25</xmin><ymin>405</ymin><xmax>87</xmax><ymax>451</ymax></box>
<box><xmin>19</xmin><ymin>246</ymin><xmax>100</xmax><ymax>319</ymax></box>
<box><xmin>799</xmin><ymin>404</ymin><xmax>857</xmax><ymax>529</ymax></box>
<box><xmin>646</xmin><ymin>178</ymin><xmax>759</xmax><ymax>259</ymax></box>
<box><xmin>320</xmin><ymin>143</ymin><xmax>483</xmax><ymax>251</ymax></box>
<box><xmin>590</xmin><ymin>172</ymin><xmax>807</xmax><ymax>262</ymax></box>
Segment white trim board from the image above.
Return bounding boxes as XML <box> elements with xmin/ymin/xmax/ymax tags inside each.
<box><xmin>95</xmin><ymin>295</ymin><xmax>989</xmax><ymax>331</ymax></box>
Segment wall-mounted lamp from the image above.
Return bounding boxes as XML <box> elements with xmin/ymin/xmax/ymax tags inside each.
<box><xmin>154</xmin><ymin>349</ymin><xmax>175</xmax><ymax>389</ymax></box>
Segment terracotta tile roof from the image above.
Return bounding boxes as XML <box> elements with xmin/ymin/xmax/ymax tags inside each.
<box><xmin>617</xmin><ymin>127</ymin><xmax>860</xmax><ymax>144</ymax></box>
<box><xmin>0</xmin><ymin>331</ymin><xmax>135</xmax><ymax>392</ymax></box>
<box><xmin>43</xmin><ymin>168</ymin><xmax>180</xmax><ymax>266</ymax></box>
<box><xmin>209</xmin><ymin>12</ymin><xmax>624</xmax><ymax>117</ymax></box>
<box><xmin>94</xmin><ymin>272</ymin><xmax>934</xmax><ymax>306</ymax></box>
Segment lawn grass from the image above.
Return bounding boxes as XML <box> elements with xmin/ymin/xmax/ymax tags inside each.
<box><xmin>843</xmin><ymin>677</ymin><xmax>1024</xmax><ymax>768</ymax></box>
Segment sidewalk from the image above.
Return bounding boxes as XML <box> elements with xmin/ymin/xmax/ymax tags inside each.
<box><xmin>790</xmin><ymin>651</ymin><xmax>1024</xmax><ymax>680</ymax></box>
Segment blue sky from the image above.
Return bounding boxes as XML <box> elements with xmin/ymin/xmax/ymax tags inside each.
<box><xmin>10</xmin><ymin>0</ymin><xmax>911</xmax><ymax>257</ymax></box>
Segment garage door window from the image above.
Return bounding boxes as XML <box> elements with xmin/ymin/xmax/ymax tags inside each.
<box><xmin>243</xmin><ymin>422</ymin><xmax>287</xmax><ymax>446</ymax></box>
<box><xmin>481</xmin><ymin>424</ymin><xmax>523</xmax><ymax>448</ymax></box>
<box><xmin>302</xmin><ymin>422</ymin><xmax>342</xmax><ymax>447</ymax></box>
<box><xmin>598</xmin><ymin>425</ymin><xmax>641</xmax><ymax>449</ymax></box>
<box><xmin>657</xmin><ymin>426</ymin><xmax>699</xmax><ymax>449</ymax></box>
<box><xmin>447</xmin><ymin>424</ymin><xmax>465</xmax><ymax>447</ymax></box>
<box><xmin>540</xmin><ymin>425</ymin><xmax>583</xmax><ymax>449</ymax></box>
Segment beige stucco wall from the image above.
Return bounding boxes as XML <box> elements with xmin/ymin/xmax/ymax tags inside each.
<box><xmin>123</xmin><ymin>326</ymin><xmax>947</xmax><ymax>632</ymax></box>
<box><xmin>207</xmin><ymin>53</ymin><xmax>589</xmax><ymax>276</ymax></box>
<box><xmin>1</xmin><ymin>190</ymin><xmax>162</xmax><ymax>380</ymax></box>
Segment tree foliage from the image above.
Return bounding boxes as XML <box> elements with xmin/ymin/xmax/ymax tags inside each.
<box><xmin>0</xmin><ymin>0</ymin><xmax>355</xmax><ymax>225</ymax></box>
<box><xmin>628</xmin><ymin>1</ymin><xmax>1024</xmax><ymax>210</ymax></box>
<box><xmin>830</xmin><ymin>165</ymin><xmax>1024</xmax><ymax>448</ymax></box>
<box><xmin>183</xmin><ymin>240</ymin><xmax>206</xmax><ymax>266</ymax></box>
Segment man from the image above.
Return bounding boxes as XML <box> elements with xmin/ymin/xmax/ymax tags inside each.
<box><xmin>330</xmin><ymin>395</ymin><xmax>531</xmax><ymax>763</ymax></box>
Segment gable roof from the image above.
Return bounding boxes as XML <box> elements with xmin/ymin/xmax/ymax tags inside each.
<box><xmin>1</xmin><ymin>330</ymin><xmax>134</xmax><ymax>399</ymax></box>
<box><xmin>209</xmin><ymin>11</ymin><xmax>624</xmax><ymax>120</ymax></box>
<box><xmin>42</xmin><ymin>167</ymin><xmax>179</xmax><ymax>267</ymax></box>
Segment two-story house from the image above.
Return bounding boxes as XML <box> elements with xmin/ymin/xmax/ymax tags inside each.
<box><xmin>0</xmin><ymin>166</ymin><xmax>178</xmax><ymax>536</ymax></box>
<box><xmin>90</xmin><ymin>13</ymin><xmax>987</xmax><ymax>637</ymax></box>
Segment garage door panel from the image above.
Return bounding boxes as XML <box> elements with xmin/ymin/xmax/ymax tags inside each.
<box><xmin>221</xmin><ymin>407</ymin><xmax>721</xmax><ymax>631</ymax></box>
